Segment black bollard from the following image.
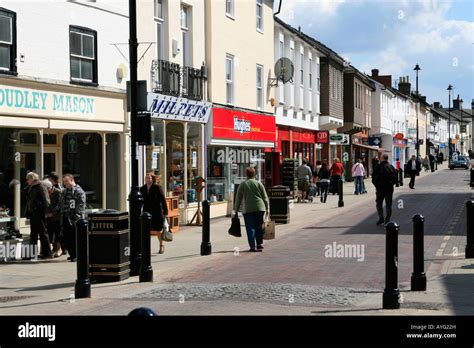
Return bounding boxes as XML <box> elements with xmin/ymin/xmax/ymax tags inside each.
<box><xmin>399</xmin><ymin>169</ymin><xmax>404</xmax><ymax>186</ymax></box>
<box><xmin>465</xmin><ymin>200</ymin><xmax>474</xmax><ymax>258</ymax></box>
<box><xmin>200</xmin><ymin>200</ymin><xmax>212</xmax><ymax>256</ymax></box>
<box><xmin>338</xmin><ymin>178</ymin><xmax>344</xmax><ymax>207</ymax></box>
<box><xmin>139</xmin><ymin>212</ymin><xmax>153</xmax><ymax>282</ymax></box>
<box><xmin>128</xmin><ymin>189</ymin><xmax>143</xmax><ymax>276</ymax></box>
<box><xmin>470</xmin><ymin>168</ymin><xmax>474</xmax><ymax>188</ymax></box>
<box><xmin>395</xmin><ymin>169</ymin><xmax>400</xmax><ymax>187</ymax></box>
<box><xmin>75</xmin><ymin>218</ymin><xmax>91</xmax><ymax>299</ymax></box>
<box><xmin>411</xmin><ymin>214</ymin><xmax>426</xmax><ymax>291</ymax></box>
<box><xmin>383</xmin><ymin>221</ymin><xmax>401</xmax><ymax>309</ymax></box>
<box><xmin>128</xmin><ymin>307</ymin><xmax>157</xmax><ymax>316</ymax></box>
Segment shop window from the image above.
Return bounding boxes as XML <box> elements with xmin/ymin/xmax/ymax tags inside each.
<box><xmin>166</xmin><ymin>123</ymin><xmax>184</xmax><ymax>202</ymax></box>
<box><xmin>43</xmin><ymin>134</ymin><xmax>57</xmax><ymax>145</ymax></box>
<box><xmin>187</xmin><ymin>123</ymin><xmax>202</xmax><ymax>204</ymax></box>
<box><xmin>69</xmin><ymin>26</ymin><xmax>98</xmax><ymax>84</ymax></box>
<box><xmin>146</xmin><ymin>120</ymin><xmax>165</xmax><ymax>186</ymax></box>
<box><xmin>0</xmin><ymin>8</ymin><xmax>16</xmax><ymax>74</ymax></box>
<box><xmin>62</xmin><ymin>133</ymin><xmax>102</xmax><ymax>209</ymax></box>
<box><xmin>106</xmin><ymin>134</ymin><xmax>120</xmax><ymax>210</ymax></box>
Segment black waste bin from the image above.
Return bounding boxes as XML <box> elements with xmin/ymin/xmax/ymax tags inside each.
<box><xmin>88</xmin><ymin>210</ymin><xmax>130</xmax><ymax>283</ymax></box>
<box><xmin>269</xmin><ymin>185</ymin><xmax>291</xmax><ymax>224</ymax></box>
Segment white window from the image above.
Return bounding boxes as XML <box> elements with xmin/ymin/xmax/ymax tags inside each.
<box><xmin>181</xmin><ymin>6</ymin><xmax>190</xmax><ymax>67</ymax></box>
<box><xmin>226</xmin><ymin>54</ymin><xmax>234</xmax><ymax>105</ymax></box>
<box><xmin>155</xmin><ymin>0</ymin><xmax>165</xmax><ymax>60</ymax></box>
<box><xmin>226</xmin><ymin>0</ymin><xmax>234</xmax><ymax>18</ymax></box>
<box><xmin>256</xmin><ymin>64</ymin><xmax>264</xmax><ymax>110</ymax></box>
<box><xmin>279</xmin><ymin>37</ymin><xmax>284</xmax><ymax>58</ymax></box>
<box><xmin>70</xmin><ymin>28</ymin><xmax>96</xmax><ymax>82</ymax></box>
<box><xmin>180</xmin><ymin>6</ymin><xmax>188</xmax><ymax>29</ymax></box>
<box><xmin>317</xmin><ymin>61</ymin><xmax>320</xmax><ymax>92</ymax></box>
<box><xmin>0</xmin><ymin>11</ymin><xmax>13</xmax><ymax>71</ymax></box>
<box><xmin>256</xmin><ymin>0</ymin><xmax>263</xmax><ymax>32</ymax></box>
<box><xmin>308</xmin><ymin>57</ymin><xmax>312</xmax><ymax>90</ymax></box>
<box><xmin>300</xmin><ymin>51</ymin><xmax>304</xmax><ymax>86</ymax></box>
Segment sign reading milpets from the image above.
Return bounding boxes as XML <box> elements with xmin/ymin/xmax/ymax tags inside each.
<box><xmin>0</xmin><ymin>85</ymin><xmax>95</xmax><ymax>116</ymax></box>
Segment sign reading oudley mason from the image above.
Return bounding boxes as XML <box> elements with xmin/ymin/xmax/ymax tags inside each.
<box><xmin>0</xmin><ymin>86</ymin><xmax>95</xmax><ymax>115</ymax></box>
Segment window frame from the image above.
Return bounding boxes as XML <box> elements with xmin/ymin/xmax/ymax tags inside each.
<box><xmin>0</xmin><ymin>7</ymin><xmax>17</xmax><ymax>75</ymax></box>
<box><xmin>299</xmin><ymin>51</ymin><xmax>304</xmax><ymax>86</ymax></box>
<box><xmin>226</xmin><ymin>54</ymin><xmax>234</xmax><ymax>105</ymax></box>
<box><xmin>154</xmin><ymin>0</ymin><xmax>164</xmax><ymax>20</ymax></box>
<box><xmin>69</xmin><ymin>25</ymin><xmax>98</xmax><ymax>85</ymax></box>
<box><xmin>256</xmin><ymin>0</ymin><xmax>263</xmax><ymax>33</ymax></box>
<box><xmin>308</xmin><ymin>57</ymin><xmax>312</xmax><ymax>90</ymax></box>
<box><xmin>256</xmin><ymin>64</ymin><xmax>264</xmax><ymax>110</ymax></box>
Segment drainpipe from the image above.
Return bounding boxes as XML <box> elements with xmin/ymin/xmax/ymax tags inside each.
<box><xmin>274</xmin><ymin>0</ymin><xmax>283</xmax><ymax>17</ymax></box>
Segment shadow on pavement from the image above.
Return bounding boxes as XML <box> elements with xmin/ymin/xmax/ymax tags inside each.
<box><xmin>440</xmin><ymin>272</ymin><xmax>474</xmax><ymax>315</ymax></box>
<box><xmin>18</xmin><ymin>282</ymin><xmax>75</xmax><ymax>292</ymax></box>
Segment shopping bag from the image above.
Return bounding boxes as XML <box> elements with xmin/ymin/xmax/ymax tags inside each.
<box><xmin>161</xmin><ymin>219</ymin><xmax>173</xmax><ymax>242</ymax></box>
<box><xmin>262</xmin><ymin>218</ymin><xmax>275</xmax><ymax>240</ymax></box>
<box><xmin>228</xmin><ymin>214</ymin><xmax>242</xmax><ymax>237</ymax></box>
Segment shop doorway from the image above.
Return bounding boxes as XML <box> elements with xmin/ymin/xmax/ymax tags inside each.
<box><xmin>43</xmin><ymin>148</ymin><xmax>60</xmax><ymax>177</ymax></box>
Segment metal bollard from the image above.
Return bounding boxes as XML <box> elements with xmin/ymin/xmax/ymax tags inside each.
<box><xmin>128</xmin><ymin>307</ymin><xmax>157</xmax><ymax>316</ymax></box>
<box><xmin>465</xmin><ymin>200</ymin><xmax>474</xmax><ymax>258</ymax></box>
<box><xmin>411</xmin><ymin>214</ymin><xmax>426</xmax><ymax>291</ymax></box>
<box><xmin>395</xmin><ymin>169</ymin><xmax>400</xmax><ymax>187</ymax></box>
<box><xmin>470</xmin><ymin>168</ymin><xmax>474</xmax><ymax>188</ymax></box>
<box><xmin>383</xmin><ymin>221</ymin><xmax>401</xmax><ymax>309</ymax></box>
<box><xmin>128</xmin><ymin>190</ymin><xmax>143</xmax><ymax>276</ymax></box>
<box><xmin>399</xmin><ymin>169</ymin><xmax>404</xmax><ymax>186</ymax></box>
<box><xmin>200</xmin><ymin>200</ymin><xmax>212</xmax><ymax>256</ymax></box>
<box><xmin>139</xmin><ymin>212</ymin><xmax>153</xmax><ymax>282</ymax></box>
<box><xmin>338</xmin><ymin>178</ymin><xmax>344</xmax><ymax>208</ymax></box>
<box><xmin>75</xmin><ymin>218</ymin><xmax>91</xmax><ymax>299</ymax></box>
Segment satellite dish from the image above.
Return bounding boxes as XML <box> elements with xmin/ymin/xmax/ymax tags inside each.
<box><xmin>274</xmin><ymin>57</ymin><xmax>294</xmax><ymax>84</ymax></box>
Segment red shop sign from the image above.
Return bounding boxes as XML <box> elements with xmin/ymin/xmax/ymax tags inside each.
<box><xmin>315</xmin><ymin>130</ymin><xmax>329</xmax><ymax>144</ymax></box>
<box><xmin>212</xmin><ymin>107</ymin><xmax>276</xmax><ymax>142</ymax></box>
<box><xmin>394</xmin><ymin>133</ymin><xmax>405</xmax><ymax>140</ymax></box>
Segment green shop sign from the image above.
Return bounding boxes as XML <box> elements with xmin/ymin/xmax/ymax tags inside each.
<box><xmin>0</xmin><ymin>86</ymin><xmax>95</xmax><ymax>115</ymax></box>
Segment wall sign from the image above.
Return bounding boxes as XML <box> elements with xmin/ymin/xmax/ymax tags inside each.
<box><xmin>329</xmin><ymin>134</ymin><xmax>349</xmax><ymax>145</ymax></box>
<box><xmin>147</xmin><ymin>93</ymin><xmax>211</xmax><ymax>123</ymax></box>
<box><xmin>212</xmin><ymin>107</ymin><xmax>276</xmax><ymax>142</ymax></box>
<box><xmin>393</xmin><ymin>138</ymin><xmax>408</xmax><ymax>147</ymax></box>
<box><xmin>315</xmin><ymin>131</ymin><xmax>329</xmax><ymax>144</ymax></box>
<box><xmin>368</xmin><ymin>137</ymin><xmax>382</xmax><ymax>146</ymax></box>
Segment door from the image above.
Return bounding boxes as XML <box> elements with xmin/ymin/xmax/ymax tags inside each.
<box><xmin>43</xmin><ymin>148</ymin><xmax>60</xmax><ymax>177</ymax></box>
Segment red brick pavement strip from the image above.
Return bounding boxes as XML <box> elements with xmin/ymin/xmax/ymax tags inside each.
<box><xmin>166</xmin><ymin>168</ymin><xmax>471</xmax><ymax>290</ymax></box>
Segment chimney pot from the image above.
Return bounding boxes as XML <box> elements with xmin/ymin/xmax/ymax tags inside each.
<box><xmin>371</xmin><ymin>69</ymin><xmax>379</xmax><ymax>77</ymax></box>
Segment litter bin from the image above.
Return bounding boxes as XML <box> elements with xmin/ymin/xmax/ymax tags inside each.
<box><xmin>88</xmin><ymin>210</ymin><xmax>130</xmax><ymax>283</ymax></box>
<box><xmin>269</xmin><ymin>185</ymin><xmax>291</xmax><ymax>224</ymax></box>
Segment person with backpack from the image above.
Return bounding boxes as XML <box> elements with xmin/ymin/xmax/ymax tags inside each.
<box><xmin>371</xmin><ymin>154</ymin><xmax>398</xmax><ymax>225</ymax></box>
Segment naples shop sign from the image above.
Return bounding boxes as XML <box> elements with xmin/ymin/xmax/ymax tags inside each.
<box><xmin>147</xmin><ymin>93</ymin><xmax>211</xmax><ymax>123</ymax></box>
<box><xmin>0</xmin><ymin>86</ymin><xmax>95</xmax><ymax>116</ymax></box>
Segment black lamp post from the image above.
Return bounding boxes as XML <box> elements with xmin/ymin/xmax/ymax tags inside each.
<box><xmin>447</xmin><ymin>84</ymin><xmax>453</xmax><ymax>162</ymax></box>
<box><xmin>460</xmin><ymin>98</ymin><xmax>464</xmax><ymax>154</ymax></box>
<box><xmin>414</xmin><ymin>64</ymin><xmax>421</xmax><ymax>158</ymax></box>
<box><xmin>128</xmin><ymin>0</ymin><xmax>144</xmax><ymax>276</ymax></box>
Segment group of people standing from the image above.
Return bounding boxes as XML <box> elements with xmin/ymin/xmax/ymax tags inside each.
<box><xmin>25</xmin><ymin>172</ymin><xmax>86</xmax><ymax>260</ymax></box>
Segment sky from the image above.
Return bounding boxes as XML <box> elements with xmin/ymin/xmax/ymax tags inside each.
<box><xmin>277</xmin><ymin>0</ymin><xmax>474</xmax><ymax>108</ymax></box>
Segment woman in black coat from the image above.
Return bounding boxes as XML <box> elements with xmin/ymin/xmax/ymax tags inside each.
<box><xmin>140</xmin><ymin>173</ymin><xmax>169</xmax><ymax>254</ymax></box>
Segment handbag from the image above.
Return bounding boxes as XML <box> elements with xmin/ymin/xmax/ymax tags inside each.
<box><xmin>161</xmin><ymin>218</ymin><xmax>173</xmax><ymax>242</ymax></box>
<box><xmin>228</xmin><ymin>214</ymin><xmax>242</xmax><ymax>237</ymax></box>
<box><xmin>262</xmin><ymin>216</ymin><xmax>275</xmax><ymax>240</ymax></box>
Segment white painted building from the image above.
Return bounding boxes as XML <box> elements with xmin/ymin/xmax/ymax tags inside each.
<box><xmin>0</xmin><ymin>0</ymin><xmax>130</xmax><ymax>236</ymax></box>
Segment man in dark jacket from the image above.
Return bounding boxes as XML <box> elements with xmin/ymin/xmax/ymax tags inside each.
<box><xmin>60</xmin><ymin>174</ymin><xmax>86</xmax><ymax>261</ymax></box>
<box><xmin>26</xmin><ymin>172</ymin><xmax>52</xmax><ymax>259</ymax></box>
<box><xmin>372</xmin><ymin>154</ymin><xmax>398</xmax><ymax>225</ymax></box>
<box><xmin>429</xmin><ymin>153</ymin><xmax>436</xmax><ymax>172</ymax></box>
<box><xmin>406</xmin><ymin>155</ymin><xmax>421</xmax><ymax>189</ymax></box>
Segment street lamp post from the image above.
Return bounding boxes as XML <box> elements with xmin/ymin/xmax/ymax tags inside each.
<box><xmin>447</xmin><ymin>85</ymin><xmax>453</xmax><ymax>162</ymax></box>
<box><xmin>128</xmin><ymin>0</ymin><xmax>144</xmax><ymax>276</ymax></box>
<box><xmin>460</xmin><ymin>98</ymin><xmax>463</xmax><ymax>154</ymax></box>
<box><xmin>414</xmin><ymin>64</ymin><xmax>421</xmax><ymax>158</ymax></box>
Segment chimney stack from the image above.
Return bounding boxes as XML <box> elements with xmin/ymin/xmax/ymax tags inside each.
<box><xmin>421</xmin><ymin>96</ymin><xmax>426</xmax><ymax>103</ymax></box>
<box><xmin>433</xmin><ymin>102</ymin><xmax>440</xmax><ymax>109</ymax></box>
<box><xmin>371</xmin><ymin>69</ymin><xmax>379</xmax><ymax>77</ymax></box>
<box><xmin>398</xmin><ymin>75</ymin><xmax>411</xmax><ymax>96</ymax></box>
<box><xmin>453</xmin><ymin>94</ymin><xmax>461</xmax><ymax>110</ymax></box>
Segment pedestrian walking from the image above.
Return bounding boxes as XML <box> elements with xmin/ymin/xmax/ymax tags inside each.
<box><xmin>234</xmin><ymin>167</ymin><xmax>269</xmax><ymax>252</ymax></box>
<box><xmin>313</xmin><ymin>160</ymin><xmax>322</xmax><ymax>196</ymax></box>
<box><xmin>352</xmin><ymin>158</ymin><xmax>365</xmax><ymax>195</ymax></box>
<box><xmin>330</xmin><ymin>158</ymin><xmax>344</xmax><ymax>195</ymax></box>
<box><xmin>25</xmin><ymin>172</ymin><xmax>52</xmax><ymax>259</ymax></box>
<box><xmin>140</xmin><ymin>172</ymin><xmax>169</xmax><ymax>254</ymax></box>
<box><xmin>406</xmin><ymin>155</ymin><xmax>421</xmax><ymax>189</ymax></box>
<box><xmin>297</xmin><ymin>159</ymin><xmax>313</xmax><ymax>202</ymax></box>
<box><xmin>43</xmin><ymin>180</ymin><xmax>63</xmax><ymax>257</ymax></box>
<box><xmin>317</xmin><ymin>162</ymin><xmax>331</xmax><ymax>203</ymax></box>
<box><xmin>60</xmin><ymin>174</ymin><xmax>86</xmax><ymax>262</ymax></box>
<box><xmin>371</xmin><ymin>154</ymin><xmax>398</xmax><ymax>225</ymax></box>
<box><xmin>429</xmin><ymin>153</ymin><xmax>436</xmax><ymax>172</ymax></box>
<box><xmin>422</xmin><ymin>155</ymin><xmax>430</xmax><ymax>172</ymax></box>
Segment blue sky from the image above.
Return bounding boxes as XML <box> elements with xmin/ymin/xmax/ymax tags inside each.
<box><xmin>278</xmin><ymin>0</ymin><xmax>474</xmax><ymax>108</ymax></box>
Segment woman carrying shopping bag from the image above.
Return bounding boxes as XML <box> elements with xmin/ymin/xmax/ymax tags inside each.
<box><xmin>140</xmin><ymin>172</ymin><xmax>169</xmax><ymax>254</ymax></box>
<box><xmin>233</xmin><ymin>167</ymin><xmax>270</xmax><ymax>252</ymax></box>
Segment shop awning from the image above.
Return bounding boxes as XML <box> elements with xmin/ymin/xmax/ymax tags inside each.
<box><xmin>354</xmin><ymin>143</ymin><xmax>388</xmax><ymax>152</ymax></box>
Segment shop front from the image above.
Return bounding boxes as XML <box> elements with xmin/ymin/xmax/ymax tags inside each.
<box><xmin>392</xmin><ymin>133</ymin><xmax>408</xmax><ymax>167</ymax></box>
<box><xmin>145</xmin><ymin>93</ymin><xmax>211</xmax><ymax>225</ymax></box>
<box><xmin>348</xmin><ymin>133</ymin><xmax>381</xmax><ymax>179</ymax></box>
<box><xmin>206</xmin><ymin>106</ymin><xmax>276</xmax><ymax>218</ymax></box>
<box><xmin>0</xmin><ymin>77</ymin><xmax>127</xmax><ymax>234</ymax></box>
<box><xmin>275</xmin><ymin>126</ymin><xmax>316</xmax><ymax>167</ymax></box>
